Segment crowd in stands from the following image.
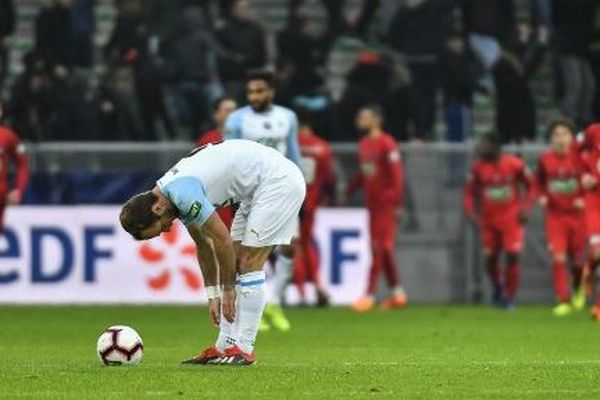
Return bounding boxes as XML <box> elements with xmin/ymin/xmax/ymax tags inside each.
<box><xmin>0</xmin><ymin>0</ymin><xmax>599</xmax><ymax>143</ymax></box>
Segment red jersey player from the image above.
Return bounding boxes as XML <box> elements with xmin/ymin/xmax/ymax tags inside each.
<box><xmin>345</xmin><ymin>105</ymin><xmax>406</xmax><ymax>312</ymax></box>
<box><xmin>536</xmin><ymin>120</ymin><xmax>586</xmax><ymax>317</ymax></box>
<box><xmin>295</xmin><ymin>113</ymin><xmax>335</xmax><ymax>306</ymax></box>
<box><xmin>573</xmin><ymin>123</ymin><xmax>600</xmax><ymax>320</ymax></box>
<box><xmin>463</xmin><ymin>134</ymin><xmax>535</xmax><ymax>309</ymax></box>
<box><xmin>195</xmin><ymin>97</ymin><xmax>237</xmax><ymax>229</ymax></box>
<box><xmin>0</xmin><ymin>103</ymin><xmax>28</xmax><ymax>228</ymax></box>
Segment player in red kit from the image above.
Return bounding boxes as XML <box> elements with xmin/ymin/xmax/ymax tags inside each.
<box><xmin>463</xmin><ymin>134</ymin><xmax>535</xmax><ymax>309</ymax></box>
<box><xmin>195</xmin><ymin>97</ymin><xmax>238</xmax><ymax>229</ymax></box>
<box><xmin>0</xmin><ymin>102</ymin><xmax>28</xmax><ymax>229</ymax></box>
<box><xmin>573</xmin><ymin>123</ymin><xmax>600</xmax><ymax>320</ymax></box>
<box><xmin>295</xmin><ymin>112</ymin><xmax>335</xmax><ymax>306</ymax></box>
<box><xmin>344</xmin><ymin>105</ymin><xmax>406</xmax><ymax>312</ymax></box>
<box><xmin>536</xmin><ymin>120</ymin><xmax>586</xmax><ymax>317</ymax></box>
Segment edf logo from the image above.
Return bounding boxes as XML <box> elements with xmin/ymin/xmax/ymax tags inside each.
<box><xmin>330</xmin><ymin>229</ymin><xmax>360</xmax><ymax>285</ymax></box>
<box><xmin>0</xmin><ymin>226</ymin><xmax>114</xmax><ymax>284</ymax></box>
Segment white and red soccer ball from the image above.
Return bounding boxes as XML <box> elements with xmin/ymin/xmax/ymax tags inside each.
<box><xmin>97</xmin><ymin>325</ymin><xmax>144</xmax><ymax>366</ymax></box>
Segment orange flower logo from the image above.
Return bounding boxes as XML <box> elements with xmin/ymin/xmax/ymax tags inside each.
<box><xmin>138</xmin><ymin>222</ymin><xmax>203</xmax><ymax>291</ymax></box>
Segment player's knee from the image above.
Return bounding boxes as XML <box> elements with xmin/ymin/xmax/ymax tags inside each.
<box><xmin>552</xmin><ymin>253</ymin><xmax>567</xmax><ymax>263</ymax></box>
<box><xmin>279</xmin><ymin>243</ymin><xmax>295</xmax><ymax>258</ymax></box>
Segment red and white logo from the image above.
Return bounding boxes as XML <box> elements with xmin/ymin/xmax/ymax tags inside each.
<box><xmin>137</xmin><ymin>222</ymin><xmax>203</xmax><ymax>292</ymax></box>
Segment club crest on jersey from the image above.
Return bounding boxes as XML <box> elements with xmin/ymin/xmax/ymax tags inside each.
<box><xmin>189</xmin><ymin>202</ymin><xmax>202</xmax><ymax>218</ymax></box>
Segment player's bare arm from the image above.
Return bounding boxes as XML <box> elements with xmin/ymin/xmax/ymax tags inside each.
<box><xmin>188</xmin><ymin>214</ymin><xmax>237</xmax><ymax>324</ymax></box>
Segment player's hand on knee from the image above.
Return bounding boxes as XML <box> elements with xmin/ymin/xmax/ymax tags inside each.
<box><xmin>208</xmin><ymin>298</ymin><xmax>221</xmax><ymax>327</ymax></box>
<box><xmin>222</xmin><ymin>287</ymin><xmax>236</xmax><ymax>324</ymax></box>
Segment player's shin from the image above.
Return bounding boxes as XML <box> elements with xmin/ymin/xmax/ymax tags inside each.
<box><xmin>552</xmin><ymin>259</ymin><xmax>570</xmax><ymax>304</ymax></box>
<box><xmin>504</xmin><ymin>253</ymin><xmax>521</xmax><ymax>303</ymax></box>
<box><xmin>273</xmin><ymin>251</ymin><xmax>294</xmax><ymax>305</ymax></box>
<box><xmin>215</xmin><ymin>284</ymin><xmax>239</xmax><ymax>352</ymax></box>
<box><xmin>236</xmin><ymin>271</ymin><xmax>267</xmax><ymax>355</ymax></box>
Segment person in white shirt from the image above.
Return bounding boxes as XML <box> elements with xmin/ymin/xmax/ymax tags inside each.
<box><xmin>119</xmin><ymin>139</ymin><xmax>305</xmax><ymax>365</ymax></box>
<box><xmin>224</xmin><ymin>69</ymin><xmax>302</xmax><ymax>332</ymax></box>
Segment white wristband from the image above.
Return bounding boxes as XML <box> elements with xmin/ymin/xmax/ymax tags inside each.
<box><xmin>205</xmin><ymin>286</ymin><xmax>221</xmax><ymax>300</ymax></box>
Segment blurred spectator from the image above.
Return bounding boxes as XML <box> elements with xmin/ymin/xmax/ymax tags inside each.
<box><xmin>70</xmin><ymin>0</ymin><xmax>96</xmax><ymax>68</ymax></box>
<box><xmin>591</xmin><ymin>2</ymin><xmax>600</xmax><ymax>120</ymax></box>
<box><xmin>0</xmin><ymin>0</ymin><xmax>15</xmax><ymax>93</ymax></box>
<box><xmin>440</xmin><ymin>32</ymin><xmax>478</xmax><ymax>143</ymax></box>
<box><xmin>277</xmin><ymin>0</ymin><xmax>327</xmax><ymax>103</ymax></box>
<box><xmin>338</xmin><ymin>50</ymin><xmax>420</xmax><ymax>142</ymax></box>
<box><xmin>44</xmin><ymin>66</ymin><xmax>87</xmax><ymax>140</ymax></box>
<box><xmin>551</xmin><ymin>0</ymin><xmax>596</xmax><ymax>127</ymax></box>
<box><xmin>387</xmin><ymin>0</ymin><xmax>456</xmax><ymax>140</ymax></box>
<box><xmin>168</xmin><ymin>5</ymin><xmax>229</xmax><ymax>134</ymax></box>
<box><xmin>35</xmin><ymin>0</ymin><xmax>74</xmax><ymax>68</ymax></box>
<box><xmin>102</xmin><ymin>62</ymin><xmax>144</xmax><ymax>140</ymax></box>
<box><xmin>104</xmin><ymin>0</ymin><xmax>147</xmax><ymax>64</ymax></box>
<box><xmin>216</xmin><ymin>0</ymin><xmax>266</xmax><ymax>101</ymax></box>
<box><xmin>8</xmin><ymin>51</ymin><xmax>55</xmax><ymax>141</ymax></box>
<box><xmin>462</xmin><ymin>0</ymin><xmax>547</xmax><ymax>143</ymax></box>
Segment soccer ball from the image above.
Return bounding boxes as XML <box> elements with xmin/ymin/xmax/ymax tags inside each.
<box><xmin>96</xmin><ymin>325</ymin><xmax>144</xmax><ymax>366</ymax></box>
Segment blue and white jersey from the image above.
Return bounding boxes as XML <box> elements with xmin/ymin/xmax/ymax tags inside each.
<box><xmin>224</xmin><ymin>105</ymin><xmax>302</xmax><ymax>167</ymax></box>
<box><xmin>156</xmin><ymin>140</ymin><xmax>293</xmax><ymax>227</ymax></box>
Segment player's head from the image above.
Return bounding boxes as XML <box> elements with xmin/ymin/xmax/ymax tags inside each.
<box><xmin>120</xmin><ymin>191</ymin><xmax>177</xmax><ymax>240</ymax></box>
<box><xmin>246</xmin><ymin>69</ymin><xmax>275</xmax><ymax>112</ymax></box>
<box><xmin>547</xmin><ymin>119</ymin><xmax>575</xmax><ymax>153</ymax></box>
<box><xmin>213</xmin><ymin>96</ymin><xmax>237</xmax><ymax>128</ymax></box>
<box><xmin>356</xmin><ymin>105</ymin><xmax>383</xmax><ymax>135</ymax></box>
<box><xmin>477</xmin><ymin>133</ymin><xmax>501</xmax><ymax>160</ymax></box>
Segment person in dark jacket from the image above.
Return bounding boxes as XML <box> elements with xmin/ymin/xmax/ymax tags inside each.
<box><xmin>551</xmin><ymin>0</ymin><xmax>596</xmax><ymax>127</ymax></box>
<box><xmin>0</xmin><ymin>0</ymin><xmax>14</xmax><ymax>92</ymax></box>
<box><xmin>216</xmin><ymin>0</ymin><xmax>267</xmax><ymax>101</ymax></box>
<box><xmin>35</xmin><ymin>0</ymin><xmax>74</xmax><ymax>68</ymax></box>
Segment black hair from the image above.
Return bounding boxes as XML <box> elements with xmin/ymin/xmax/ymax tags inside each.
<box><xmin>246</xmin><ymin>69</ymin><xmax>275</xmax><ymax>87</ymax></box>
<box><xmin>546</xmin><ymin>118</ymin><xmax>576</xmax><ymax>137</ymax></box>
<box><xmin>212</xmin><ymin>96</ymin><xmax>237</xmax><ymax>112</ymax></box>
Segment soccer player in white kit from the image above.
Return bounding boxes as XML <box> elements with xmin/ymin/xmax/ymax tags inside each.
<box><xmin>119</xmin><ymin>140</ymin><xmax>305</xmax><ymax>365</ymax></box>
<box><xmin>225</xmin><ymin>69</ymin><xmax>301</xmax><ymax>332</ymax></box>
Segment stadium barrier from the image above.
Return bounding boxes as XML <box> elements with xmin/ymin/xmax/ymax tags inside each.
<box><xmin>10</xmin><ymin>141</ymin><xmax>555</xmax><ymax>304</ymax></box>
<box><xmin>0</xmin><ymin>206</ymin><xmax>371</xmax><ymax>305</ymax></box>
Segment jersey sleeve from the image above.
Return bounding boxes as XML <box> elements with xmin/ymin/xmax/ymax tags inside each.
<box><xmin>285</xmin><ymin>112</ymin><xmax>302</xmax><ymax>167</ymax></box>
<box><xmin>223</xmin><ymin>110</ymin><xmax>243</xmax><ymax>139</ymax></box>
<box><xmin>157</xmin><ymin>176</ymin><xmax>215</xmax><ymax>227</ymax></box>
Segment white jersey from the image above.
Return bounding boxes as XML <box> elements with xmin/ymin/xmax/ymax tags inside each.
<box><xmin>156</xmin><ymin>139</ymin><xmax>296</xmax><ymax>227</ymax></box>
<box><xmin>224</xmin><ymin>105</ymin><xmax>302</xmax><ymax>167</ymax></box>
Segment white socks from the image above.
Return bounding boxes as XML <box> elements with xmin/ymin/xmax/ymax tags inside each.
<box><xmin>234</xmin><ymin>270</ymin><xmax>267</xmax><ymax>355</ymax></box>
<box><xmin>272</xmin><ymin>254</ymin><xmax>294</xmax><ymax>305</ymax></box>
<box><xmin>215</xmin><ymin>300</ymin><xmax>237</xmax><ymax>352</ymax></box>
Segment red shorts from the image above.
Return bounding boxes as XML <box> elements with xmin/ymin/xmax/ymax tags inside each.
<box><xmin>586</xmin><ymin>206</ymin><xmax>600</xmax><ymax>248</ymax></box>
<box><xmin>217</xmin><ymin>206</ymin><xmax>234</xmax><ymax>231</ymax></box>
<box><xmin>481</xmin><ymin>220</ymin><xmax>524</xmax><ymax>254</ymax></box>
<box><xmin>545</xmin><ymin>212</ymin><xmax>587</xmax><ymax>257</ymax></box>
<box><xmin>369</xmin><ymin>206</ymin><xmax>397</xmax><ymax>249</ymax></box>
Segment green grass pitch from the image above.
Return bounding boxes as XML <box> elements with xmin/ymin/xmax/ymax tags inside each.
<box><xmin>1</xmin><ymin>305</ymin><xmax>599</xmax><ymax>399</ymax></box>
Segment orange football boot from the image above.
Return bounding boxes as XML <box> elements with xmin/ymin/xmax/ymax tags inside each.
<box><xmin>380</xmin><ymin>292</ymin><xmax>408</xmax><ymax>310</ymax></box>
<box><xmin>181</xmin><ymin>346</ymin><xmax>223</xmax><ymax>364</ymax></box>
<box><xmin>351</xmin><ymin>296</ymin><xmax>375</xmax><ymax>312</ymax></box>
<box><xmin>217</xmin><ymin>345</ymin><xmax>256</xmax><ymax>365</ymax></box>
